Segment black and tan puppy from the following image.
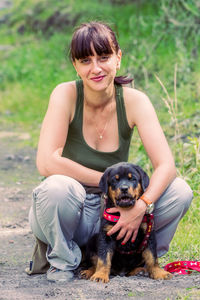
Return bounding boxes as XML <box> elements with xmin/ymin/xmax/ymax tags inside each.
<box><xmin>81</xmin><ymin>162</ymin><xmax>172</xmax><ymax>282</ymax></box>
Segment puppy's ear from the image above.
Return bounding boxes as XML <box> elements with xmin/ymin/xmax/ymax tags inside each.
<box><xmin>99</xmin><ymin>167</ymin><xmax>112</xmax><ymax>194</ymax></box>
<box><xmin>133</xmin><ymin>165</ymin><xmax>149</xmax><ymax>192</ymax></box>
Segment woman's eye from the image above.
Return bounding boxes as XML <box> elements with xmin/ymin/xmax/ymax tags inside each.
<box><xmin>100</xmin><ymin>56</ymin><xmax>109</xmax><ymax>61</ymax></box>
<box><xmin>80</xmin><ymin>58</ymin><xmax>90</xmax><ymax>64</ymax></box>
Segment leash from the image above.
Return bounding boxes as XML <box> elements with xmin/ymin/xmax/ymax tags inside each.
<box><xmin>103</xmin><ymin>209</ymin><xmax>154</xmax><ymax>253</ymax></box>
<box><xmin>164</xmin><ymin>261</ymin><xmax>200</xmax><ymax>275</ymax></box>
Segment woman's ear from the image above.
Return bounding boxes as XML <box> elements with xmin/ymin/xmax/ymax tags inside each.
<box><xmin>116</xmin><ymin>49</ymin><xmax>122</xmax><ymax>70</ymax></box>
<box><xmin>72</xmin><ymin>61</ymin><xmax>80</xmax><ymax>77</ymax></box>
<box><xmin>72</xmin><ymin>61</ymin><xmax>77</xmax><ymax>72</ymax></box>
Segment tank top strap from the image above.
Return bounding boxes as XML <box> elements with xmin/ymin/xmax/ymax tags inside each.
<box><xmin>75</xmin><ymin>79</ymin><xmax>84</xmax><ymax>105</ymax></box>
<box><xmin>115</xmin><ymin>84</ymin><xmax>132</xmax><ymax>139</ymax></box>
<box><xmin>73</xmin><ymin>80</ymin><xmax>84</xmax><ymax>125</ymax></box>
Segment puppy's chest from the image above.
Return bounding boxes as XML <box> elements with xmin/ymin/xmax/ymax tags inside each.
<box><xmin>103</xmin><ymin>221</ymin><xmax>146</xmax><ymax>253</ymax></box>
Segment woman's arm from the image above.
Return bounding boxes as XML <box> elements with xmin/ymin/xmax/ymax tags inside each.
<box><xmin>107</xmin><ymin>87</ymin><xmax>176</xmax><ymax>243</ymax></box>
<box><xmin>125</xmin><ymin>87</ymin><xmax>176</xmax><ymax>201</ymax></box>
<box><xmin>36</xmin><ymin>81</ymin><xmax>102</xmax><ymax>186</ymax></box>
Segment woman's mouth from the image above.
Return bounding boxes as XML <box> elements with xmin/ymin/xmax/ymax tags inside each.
<box><xmin>90</xmin><ymin>75</ymin><xmax>105</xmax><ymax>82</ymax></box>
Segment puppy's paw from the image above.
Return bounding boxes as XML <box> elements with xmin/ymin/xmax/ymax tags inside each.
<box><xmin>149</xmin><ymin>267</ymin><xmax>173</xmax><ymax>280</ymax></box>
<box><xmin>90</xmin><ymin>271</ymin><xmax>109</xmax><ymax>283</ymax></box>
<box><xmin>80</xmin><ymin>268</ymin><xmax>95</xmax><ymax>280</ymax></box>
<box><xmin>127</xmin><ymin>267</ymin><xmax>146</xmax><ymax>277</ymax></box>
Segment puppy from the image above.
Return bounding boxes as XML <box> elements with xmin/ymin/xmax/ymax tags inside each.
<box><xmin>81</xmin><ymin>162</ymin><xmax>172</xmax><ymax>282</ymax></box>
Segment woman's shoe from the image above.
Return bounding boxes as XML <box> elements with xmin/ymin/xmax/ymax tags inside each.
<box><xmin>47</xmin><ymin>266</ymin><xmax>74</xmax><ymax>282</ymax></box>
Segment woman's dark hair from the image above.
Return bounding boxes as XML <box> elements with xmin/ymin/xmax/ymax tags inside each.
<box><xmin>69</xmin><ymin>21</ymin><xmax>133</xmax><ymax>85</ymax></box>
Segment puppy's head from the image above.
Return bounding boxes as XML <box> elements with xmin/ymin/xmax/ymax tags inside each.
<box><xmin>99</xmin><ymin>162</ymin><xmax>149</xmax><ymax>208</ymax></box>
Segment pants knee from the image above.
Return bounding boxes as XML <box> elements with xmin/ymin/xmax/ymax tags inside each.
<box><xmin>33</xmin><ymin>175</ymin><xmax>86</xmax><ymax>224</ymax></box>
<box><xmin>170</xmin><ymin>177</ymin><xmax>193</xmax><ymax>215</ymax></box>
<box><xmin>154</xmin><ymin>177</ymin><xmax>193</xmax><ymax>231</ymax></box>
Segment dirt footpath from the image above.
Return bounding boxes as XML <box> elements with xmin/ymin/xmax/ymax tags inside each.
<box><xmin>0</xmin><ymin>130</ymin><xmax>199</xmax><ymax>300</ymax></box>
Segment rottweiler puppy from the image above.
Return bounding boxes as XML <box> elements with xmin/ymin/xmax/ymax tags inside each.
<box><xmin>81</xmin><ymin>162</ymin><xmax>172</xmax><ymax>282</ymax></box>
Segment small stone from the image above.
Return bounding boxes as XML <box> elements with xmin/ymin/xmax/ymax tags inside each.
<box><xmin>5</xmin><ymin>154</ymin><xmax>15</xmax><ymax>160</ymax></box>
<box><xmin>23</xmin><ymin>156</ymin><xmax>30</xmax><ymax>162</ymax></box>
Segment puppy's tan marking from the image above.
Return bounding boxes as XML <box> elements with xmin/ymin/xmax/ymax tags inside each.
<box><xmin>127</xmin><ymin>183</ymin><xmax>142</xmax><ymax>200</ymax></box>
<box><xmin>104</xmin><ymin>224</ymin><xmax>114</xmax><ymax>233</ymax></box>
<box><xmin>143</xmin><ymin>249</ymin><xmax>172</xmax><ymax>280</ymax></box>
<box><xmin>108</xmin><ymin>186</ymin><xmax>119</xmax><ymax>206</ymax></box>
<box><xmin>81</xmin><ymin>266</ymin><xmax>96</xmax><ymax>279</ymax></box>
<box><xmin>134</xmin><ymin>183</ymin><xmax>143</xmax><ymax>199</ymax></box>
<box><xmin>80</xmin><ymin>255</ymin><xmax>98</xmax><ymax>279</ymax></box>
<box><xmin>90</xmin><ymin>252</ymin><xmax>113</xmax><ymax>283</ymax></box>
<box><xmin>128</xmin><ymin>172</ymin><xmax>132</xmax><ymax>179</ymax></box>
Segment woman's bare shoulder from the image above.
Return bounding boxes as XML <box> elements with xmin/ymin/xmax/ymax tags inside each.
<box><xmin>44</xmin><ymin>81</ymin><xmax>77</xmax><ymax>124</ymax></box>
<box><xmin>122</xmin><ymin>86</ymin><xmax>156</xmax><ymax>127</ymax></box>
<box><xmin>123</xmin><ymin>86</ymin><xmax>149</xmax><ymax>104</ymax></box>
<box><xmin>49</xmin><ymin>81</ymin><xmax>77</xmax><ymax>104</ymax></box>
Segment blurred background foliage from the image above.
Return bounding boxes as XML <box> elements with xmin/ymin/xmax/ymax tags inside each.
<box><xmin>0</xmin><ymin>0</ymin><xmax>199</xmax><ymax>263</ymax></box>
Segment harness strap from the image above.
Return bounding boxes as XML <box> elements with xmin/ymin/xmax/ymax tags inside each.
<box><xmin>137</xmin><ymin>214</ymin><xmax>154</xmax><ymax>253</ymax></box>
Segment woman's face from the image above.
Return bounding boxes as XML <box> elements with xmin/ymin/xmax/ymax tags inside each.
<box><xmin>73</xmin><ymin>44</ymin><xmax>122</xmax><ymax>92</ymax></box>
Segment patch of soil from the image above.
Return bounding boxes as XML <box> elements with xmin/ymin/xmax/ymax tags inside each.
<box><xmin>0</xmin><ymin>130</ymin><xmax>199</xmax><ymax>300</ymax></box>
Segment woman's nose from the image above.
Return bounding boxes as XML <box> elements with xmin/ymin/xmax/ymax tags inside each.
<box><xmin>91</xmin><ymin>59</ymin><xmax>101</xmax><ymax>74</ymax></box>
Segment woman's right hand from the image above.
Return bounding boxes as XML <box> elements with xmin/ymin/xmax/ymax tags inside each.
<box><xmin>106</xmin><ymin>199</ymin><xmax>147</xmax><ymax>245</ymax></box>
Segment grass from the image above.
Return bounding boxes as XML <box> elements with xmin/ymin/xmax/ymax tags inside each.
<box><xmin>0</xmin><ymin>0</ymin><xmax>199</xmax><ymax>264</ymax></box>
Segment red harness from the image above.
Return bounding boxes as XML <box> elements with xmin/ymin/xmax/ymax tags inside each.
<box><xmin>103</xmin><ymin>209</ymin><xmax>154</xmax><ymax>254</ymax></box>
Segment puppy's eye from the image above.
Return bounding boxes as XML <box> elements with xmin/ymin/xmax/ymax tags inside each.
<box><xmin>115</xmin><ymin>174</ymin><xmax>120</xmax><ymax>180</ymax></box>
<box><xmin>128</xmin><ymin>173</ymin><xmax>132</xmax><ymax>180</ymax></box>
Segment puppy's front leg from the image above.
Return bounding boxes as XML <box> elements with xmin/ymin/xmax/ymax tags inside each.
<box><xmin>90</xmin><ymin>229</ymin><xmax>114</xmax><ymax>283</ymax></box>
<box><xmin>143</xmin><ymin>230</ymin><xmax>172</xmax><ymax>280</ymax></box>
<box><xmin>90</xmin><ymin>252</ymin><xmax>112</xmax><ymax>283</ymax></box>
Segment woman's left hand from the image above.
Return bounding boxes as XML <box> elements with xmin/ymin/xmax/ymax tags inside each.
<box><xmin>106</xmin><ymin>200</ymin><xmax>146</xmax><ymax>245</ymax></box>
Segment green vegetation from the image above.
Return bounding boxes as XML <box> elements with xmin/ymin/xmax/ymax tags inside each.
<box><xmin>0</xmin><ymin>0</ymin><xmax>199</xmax><ymax>265</ymax></box>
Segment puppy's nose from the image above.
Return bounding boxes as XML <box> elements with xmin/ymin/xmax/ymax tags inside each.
<box><xmin>120</xmin><ymin>185</ymin><xmax>129</xmax><ymax>193</ymax></box>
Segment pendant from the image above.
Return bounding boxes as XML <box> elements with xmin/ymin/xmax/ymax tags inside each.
<box><xmin>99</xmin><ymin>135</ymin><xmax>103</xmax><ymax>139</ymax></box>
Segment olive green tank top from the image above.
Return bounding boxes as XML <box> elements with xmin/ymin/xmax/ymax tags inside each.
<box><xmin>62</xmin><ymin>80</ymin><xmax>133</xmax><ymax>172</ymax></box>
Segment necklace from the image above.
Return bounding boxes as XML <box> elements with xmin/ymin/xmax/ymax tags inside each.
<box><xmin>95</xmin><ymin>99</ymin><xmax>113</xmax><ymax>140</ymax></box>
<box><xmin>95</xmin><ymin>121</ymin><xmax>109</xmax><ymax>139</ymax></box>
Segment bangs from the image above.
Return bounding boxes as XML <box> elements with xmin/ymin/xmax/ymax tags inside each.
<box><xmin>70</xmin><ymin>23</ymin><xmax>118</xmax><ymax>61</ymax></box>
<box><xmin>69</xmin><ymin>22</ymin><xmax>133</xmax><ymax>86</ymax></box>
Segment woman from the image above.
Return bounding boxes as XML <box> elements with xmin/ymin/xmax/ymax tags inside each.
<box><xmin>29</xmin><ymin>21</ymin><xmax>193</xmax><ymax>282</ymax></box>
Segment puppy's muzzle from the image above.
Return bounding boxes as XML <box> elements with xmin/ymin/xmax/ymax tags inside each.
<box><xmin>116</xmin><ymin>185</ymin><xmax>136</xmax><ymax>207</ymax></box>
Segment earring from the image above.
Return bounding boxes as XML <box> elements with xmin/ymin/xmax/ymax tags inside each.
<box><xmin>76</xmin><ymin>72</ymin><xmax>80</xmax><ymax>77</ymax></box>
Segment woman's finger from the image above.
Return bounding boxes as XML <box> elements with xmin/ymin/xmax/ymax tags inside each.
<box><xmin>116</xmin><ymin>228</ymin><xmax>127</xmax><ymax>241</ymax></box>
<box><xmin>107</xmin><ymin>222</ymin><xmax>120</xmax><ymax>236</ymax></box>
<box><xmin>131</xmin><ymin>229</ymin><xmax>138</xmax><ymax>243</ymax></box>
<box><xmin>106</xmin><ymin>207</ymin><xmax>119</xmax><ymax>213</ymax></box>
<box><xmin>121</xmin><ymin>230</ymin><xmax>133</xmax><ymax>245</ymax></box>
